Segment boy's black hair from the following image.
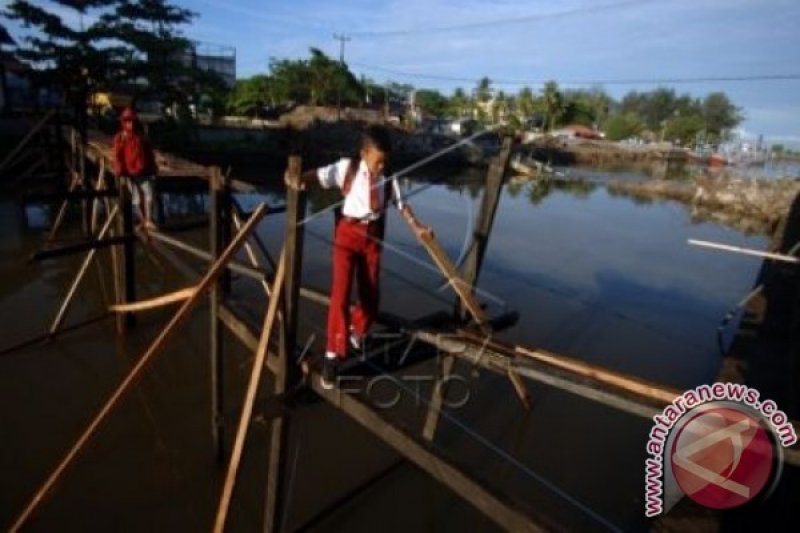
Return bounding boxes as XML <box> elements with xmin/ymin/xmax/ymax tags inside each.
<box><xmin>361</xmin><ymin>124</ymin><xmax>392</xmax><ymax>154</ymax></box>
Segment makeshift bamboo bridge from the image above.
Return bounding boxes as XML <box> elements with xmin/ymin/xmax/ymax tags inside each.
<box><xmin>3</xmin><ymin>113</ymin><xmax>799</xmax><ymax>532</ymax></box>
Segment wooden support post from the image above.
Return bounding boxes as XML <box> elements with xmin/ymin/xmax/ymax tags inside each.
<box><xmin>209</xmin><ymin>166</ymin><xmax>227</xmax><ymax>463</ymax></box>
<box><xmin>221</xmin><ymin>170</ymin><xmax>233</xmax><ymax>295</ymax></box>
<box><xmin>31</xmin><ymin>234</ymin><xmax>133</xmax><ymax>262</ymax></box>
<box><xmin>424</xmin><ymin>137</ymin><xmax>512</xmax><ymax>441</ymax></box>
<box><xmin>54</xmin><ymin>110</ymin><xmax>66</xmax><ymax>179</ymax></box>
<box><xmin>80</xmin><ymin>140</ymin><xmax>90</xmax><ymax>237</ymax></box>
<box><xmin>264</xmin><ymin>155</ymin><xmax>306</xmax><ymax>533</ymax></box>
<box><xmin>118</xmin><ymin>176</ymin><xmax>137</xmax><ymax>327</ymax></box>
<box><xmin>422</xmin><ymin>353</ymin><xmax>457</xmax><ymax>441</ymax></box>
<box><xmin>458</xmin><ymin>136</ymin><xmax>512</xmax><ymax>320</ymax></box>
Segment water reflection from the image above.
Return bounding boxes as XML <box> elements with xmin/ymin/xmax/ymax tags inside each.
<box><xmin>505</xmin><ymin>177</ymin><xmax>598</xmax><ymax>205</ymax></box>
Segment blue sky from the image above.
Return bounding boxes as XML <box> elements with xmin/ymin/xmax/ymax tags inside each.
<box><xmin>5</xmin><ymin>0</ymin><xmax>800</xmax><ymax>142</ymax></box>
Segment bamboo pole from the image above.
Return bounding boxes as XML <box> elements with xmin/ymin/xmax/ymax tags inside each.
<box><xmin>456</xmin><ymin>329</ymin><xmax>681</xmax><ymax>405</ymax></box>
<box><xmin>90</xmin><ymin>159</ymin><xmax>107</xmax><ymax>235</ymax></box>
<box><xmin>119</xmin><ymin>177</ymin><xmax>136</xmax><ymax>325</ymax></box>
<box><xmin>232</xmin><ymin>199</ymin><xmax>278</xmax><ymax>272</ymax></box>
<box><xmin>49</xmin><ymin>205</ymin><xmax>120</xmax><ymax>334</ymax></box>
<box><xmin>209</xmin><ymin>166</ymin><xmax>226</xmax><ymax>463</ymax></box>
<box><xmin>10</xmin><ymin>203</ymin><xmax>269</xmax><ymax>532</ymax></box>
<box><xmin>147</xmin><ymin>230</ymin><xmax>266</xmax><ymax>282</ymax></box>
<box><xmin>109</xmin><ymin>287</ymin><xmax>195</xmax><ymax>313</ymax></box>
<box><xmin>422</xmin><ymin>354</ymin><xmax>457</xmax><ymax>441</ymax></box>
<box><xmin>0</xmin><ymin>110</ymin><xmax>55</xmax><ymax>174</ymax></box>
<box><xmin>47</xmin><ymin>171</ymin><xmax>84</xmax><ymax>243</ymax></box>
<box><xmin>9</xmin><ymin>152</ymin><xmax>46</xmax><ymax>187</ymax></box>
<box><xmin>264</xmin><ymin>155</ymin><xmax>306</xmax><ymax>533</ymax></box>
<box><xmin>689</xmin><ymin>239</ymin><xmax>800</xmax><ymax>264</ymax></box>
<box><xmin>213</xmin><ymin>248</ymin><xmax>286</xmax><ymax>533</ymax></box>
<box><xmin>0</xmin><ymin>313</ymin><xmax>111</xmax><ymax>357</ymax></box>
<box><xmin>233</xmin><ymin>212</ymin><xmax>272</xmax><ymax>297</ymax></box>
<box><xmin>400</xmin><ymin>209</ymin><xmax>490</xmax><ymax>333</ymax></box>
<box><xmin>31</xmin><ymin>235</ymin><xmax>133</xmax><ymax>262</ymax></box>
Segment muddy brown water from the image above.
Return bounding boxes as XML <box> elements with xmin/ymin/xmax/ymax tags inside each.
<box><xmin>0</xmin><ymin>164</ymin><xmax>777</xmax><ymax>531</ymax></box>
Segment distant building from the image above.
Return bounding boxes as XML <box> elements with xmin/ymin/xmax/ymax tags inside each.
<box><xmin>172</xmin><ymin>41</ymin><xmax>236</xmax><ymax>88</ymax></box>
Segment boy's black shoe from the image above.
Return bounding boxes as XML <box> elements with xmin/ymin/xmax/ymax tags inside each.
<box><xmin>320</xmin><ymin>356</ymin><xmax>339</xmax><ymax>390</ymax></box>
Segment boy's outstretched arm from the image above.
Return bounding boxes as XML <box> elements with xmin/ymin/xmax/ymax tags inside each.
<box><xmin>285</xmin><ymin>168</ymin><xmax>319</xmax><ymax>190</ymax></box>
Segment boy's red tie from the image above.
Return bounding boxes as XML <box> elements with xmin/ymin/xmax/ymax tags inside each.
<box><xmin>369</xmin><ymin>174</ymin><xmax>380</xmax><ymax>212</ymax></box>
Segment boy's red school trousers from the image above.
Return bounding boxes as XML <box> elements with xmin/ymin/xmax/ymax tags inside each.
<box><xmin>326</xmin><ymin>216</ymin><xmax>383</xmax><ymax>357</ymax></box>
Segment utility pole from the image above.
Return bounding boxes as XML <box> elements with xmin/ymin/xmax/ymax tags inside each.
<box><xmin>333</xmin><ymin>33</ymin><xmax>351</xmax><ymax>120</ymax></box>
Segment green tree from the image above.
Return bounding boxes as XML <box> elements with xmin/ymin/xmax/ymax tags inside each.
<box><xmin>448</xmin><ymin>87</ymin><xmax>470</xmax><ymax>118</ymax></box>
<box><xmin>268</xmin><ymin>57</ymin><xmax>310</xmax><ymax>103</ymax></box>
<box><xmin>4</xmin><ymin>0</ymin><xmax>125</xmax><ymax>133</ymax></box>
<box><xmin>561</xmin><ymin>90</ymin><xmax>597</xmax><ymax>127</ymax></box>
<box><xmin>475</xmin><ymin>76</ymin><xmax>492</xmax><ymax>103</ymax></box>
<box><xmin>227</xmin><ymin>75</ymin><xmax>270</xmax><ymax>115</ymax></box>
<box><xmin>542</xmin><ymin>80</ymin><xmax>564</xmax><ymax>132</ymax></box>
<box><xmin>265</xmin><ymin>48</ymin><xmax>362</xmax><ymax>107</ymax></box>
<box><xmin>702</xmin><ymin>92</ymin><xmax>742</xmax><ymax>143</ymax></box>
<box><xmin>517</xmin><ymin>86</ymin><xmax>536</xmax><ymax>119</ymax></box>
<box><xmin>414</xmin><ymin>88</ymin><xmax>448</xmax><ymax>117</ymax></box>
<box><xmin>308</xmin><ymin>47</ymin><xmax>339</xmax><ymax>105</ymax></box>
<box><xmin>99</xmin><ymin>0</ymin><xmax>198</xmax><ymax>112</ymax></box>
<box><xmin>604</xmin><ymin>112</ymin><xmax>643</xmax><ymax>141</ymax></box>
<box><xmin>664</xmin><ymin>114</ymin><xmax>705</xmax><ymax>146</ymax></box>
<box><xmin>491</xmin><ymin>90</ymin><xmax>508</xmax><ymax>123</ymax></box>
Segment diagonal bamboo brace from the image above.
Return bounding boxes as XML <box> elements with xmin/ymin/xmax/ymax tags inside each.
<box><xmin>213</xmin><ymin>248</ymin><xmax>287</xmax><ymax>533</ymax></box>
<box><xmin>399</xmin><ymin>209</ymin><xmax>490</xmax><ymax>333</ymax></box>
<box><xmin>109</xmin><ymin>287</ymin><xmax>196</xmax><ymax>313</ymax></box>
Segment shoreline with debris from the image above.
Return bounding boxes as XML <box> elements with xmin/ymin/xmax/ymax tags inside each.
<box><xmin>607</xmin><ymin>174</ymin><xmax>800</xmax><ymax>234</ymax></box>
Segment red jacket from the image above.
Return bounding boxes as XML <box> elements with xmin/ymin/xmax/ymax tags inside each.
<box><xmin>112</xmin><ymin>131</ymin><xmax>158</xmax><ymax>178</ymax></box>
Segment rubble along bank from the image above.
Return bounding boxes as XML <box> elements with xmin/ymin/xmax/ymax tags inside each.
<box><xmin>529</xmin><ymin>138</ymin><xmax>688</xmax><ymax>166</ymax></box>
<box><xmin>607</xmin><ymin>175</ymin><xmax>800</xmax><ymax>235</ymax></box>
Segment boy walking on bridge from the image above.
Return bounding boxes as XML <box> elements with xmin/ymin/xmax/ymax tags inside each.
<box><xmin>290</xmin><ymin>125</ymin><xmax>429</xmax><ymax>388</ymax></box>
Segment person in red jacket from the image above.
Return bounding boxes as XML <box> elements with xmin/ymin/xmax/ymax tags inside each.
<box><xmin>112</xmin><ymin>107</ymin><xmax>159</xmax><ymax>230</ymax></box>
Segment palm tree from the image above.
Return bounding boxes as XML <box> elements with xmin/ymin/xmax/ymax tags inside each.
<box><xmin>450</xmin><ymin>87</ymin><xmax>469</xmax><ymax>118</ymax></box>
<box><xmin>476</xmin><ymin>76</ymin><xmax>492</xmax><ymax>103</ymax></box>
<box><xmin>517</xmin><ymin>86</ymin><xmax>535</xmax><ymax>121</ymax></box>
<box><xmin>542</xmin><ymin>80</ymin><xmax>564</xmax><ymax>132</ymax></box>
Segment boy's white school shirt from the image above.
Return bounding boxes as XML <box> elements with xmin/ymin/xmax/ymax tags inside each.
<box><xmin>317</xmin><ymin>158</ymin><xmax>385</xmax><ymax>220</ymax></box>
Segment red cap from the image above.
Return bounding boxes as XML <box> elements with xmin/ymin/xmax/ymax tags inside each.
<box><xmin>121</xmin><ymin>107</ymin><xmax>137</xmax><ymax>121</ymax></box>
